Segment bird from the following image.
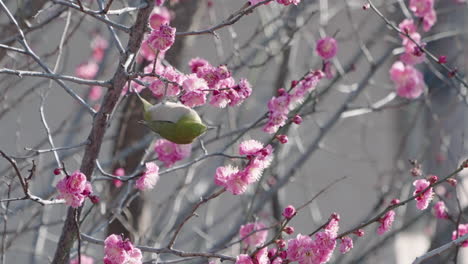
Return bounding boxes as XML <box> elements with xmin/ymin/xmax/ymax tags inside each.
<box><xmin>136</xmin><ymin>93</ymin><xmax>207</xmax><ymax>144</ymax></box>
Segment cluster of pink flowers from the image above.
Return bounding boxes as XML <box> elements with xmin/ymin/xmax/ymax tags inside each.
<box><xmin>146</xmin><ymin>24</ymin><xmax>176</xmax><ymax>52</ymax></box>
<box><xmin>389</xmin><ymin>61</ymin><xmax>425</xmax><ymax>99</ymax></box>
<box><xmin>215</xmin><ymin>140</ymin><xmax>273</xmax><ymax>195</ymax></box>
<box><xmin>189</xmin><ymin>58</ymin><xmax>252</xmax><ymax>108</ymax></box>
<box><xmin>286</xmin><ymin>214</ymin><xmax>340</xmax><ymax>264</ymax></box>
<box><xmin>56</xmin><ymin>170</ymin><xmax>93</xmax><ymax>208</ymax></box>
<box><xmin>433</xmin><ymin>201</ymin><xmax>449</xmax><ymax>219</ymax></box>
<box><xmin>103</xmin><ymin>234</ymin><xmax>142</xmax><ymax>264</ymax></box>
<box><xmin>413</xmin><ymin>178</ymin><xmax>434</xmax><ymax>210</ymax></box>
<box><xmin>154</xmin><ymin>139</ymin><xmax>191</xmax><ymax>167</ymax></box>
<box><xmin>316</xmin><ymin>37</ymin><xmax>338</xmax><ymax>79</ymax></box>
<box><xmin>239</xmin><ymin>221</ymin><xmax>268</xmax><ymax>248</ymax></box>
<box><xmin>452</xmin><ymin>224</ymin><xmax>468</xmax><ymax>247</ymax></box>
<box><xmin>136</xmin><ymin>162</ymin><xmax>160</xmax><ymax>191</ymax></box>
<box><xmin>70</xmin><ymin>255</ymin><xmax>94</xmax><ymax>264</ymax></box>
<box><xmin>409</xmin><ymin>0</ymin><xmax>437</xmax><ymax>32</ymax></box>
<box><xmin>263</xmin><ymin>71</ymin><xmax>323</xmax><ymax>134</ymax></box>
<box><xmin>235</xmin><ymin>249</ymin><xmax>270</xmax><ymax>264</ymax></box>
<box><xmin>398</xmin><ymin>19</ymin><xmax>426</xmax><ymax>65</ymax></box>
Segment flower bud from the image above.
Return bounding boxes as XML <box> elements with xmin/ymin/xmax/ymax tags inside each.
<box><xmin>282</xmin><ymin>205</ymin><xmax>296</xmax><ymax>219</ymax></box>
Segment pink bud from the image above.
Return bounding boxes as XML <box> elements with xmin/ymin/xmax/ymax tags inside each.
<box><xmin>282</xmin><ymin>205</ymin><xmax>296</xmax><ymax>219</ymax></box>
<box><xmin>54</xmin><ymin>168</ymin><xmax>62</xmax><ymax>175</ymax></box>
<box><xmin>291</xmin><ymin>80</ymin><xmax>298</xmax><ymax>88</ymax></box>
<box><xmin>276</xmin><ymin>239</ymin><xmax>286</xmax><ymax>248</ymax></box>
<box><xmin>362</xmin><ymin>3</ymin><xmax>370</xmax><ymax>10</ymax></box>
<box><xmin>292</xmin><ymin>115</ymin><xmax>302</xmax><ymax>125</ymax></box>
<box><xmin>331</xmin><ymin>212</ymin><xmax>340</xmax><ymax>221</ymax></box>
<box><xmin>390</xmin><ymin>199</ymin><xmax>400</xmax><ymax>205</ymax></box>
<box><xmin>447</xmin><ymin>178</ymin><xmax>457</xmax><ymax>187</ymax></box>
<box><xmin>283</xmin><ymin>226</ymin><xmax>294</xmax><ymax>235</ymax></box>
<box><xmin>428</xmin><ymin>175</ymin><xmax>439</xmax><ymax>184</ymax></box>
<box><xmin>113</xmin><ymin>179</ymin><xmax>123</xmax><ymax>188</ymax></box>
<box><xmin>276</xmin><ymin>135</ymin><xmax>288</xmax><ymax>144</ymax></box>
<box><xmin>438</xmin><ymin>56</ymin><xmax>447</xmax><ymax>64</ymax></box>
<box><xmin>278</xmin><ymin>251</ymin><xmax>287</xmax><ymax>259</ymax></box>
<box><xmin>267</xmin><ymin>248</ymin><xmax>277</xmax><ymax>259</ymax></box>
<box><xmin>277</xmin><ymin>88</ymin><xmax>286</xmax><ymax>96</ymax></box>
<box><xmin>354</xmin><ymin>229</ymin><xmax>365</xmax><ymax>237</ymax></box>
<box><xmin>89</xmin><ymin>195</ymin><xmax>100</xmax><ymax>204</ymax></box>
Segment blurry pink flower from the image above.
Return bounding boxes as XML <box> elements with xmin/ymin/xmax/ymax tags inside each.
<box><xmin>413</xmin><ymin>179</ymin><xmax>434</xmax><ymax>210</ymax></box>
<box><xmin>409</xmin><ymin>0</ymin><xmax>434</xmax><ymax>17</ymax></box>
<box><xmin>316</xmin><ymin>37</ymin><xmax>338</xmax><ymax>60</ymax></box>
<box><xmin>389</xmin><ymin>61</ymin><xmax>425</xmax><ymax>99</ymax></box>
<box><xmin>150</xmin><ymin>7</ymin><xmax>171</xmax><ymax>29</ymax></box>
<box><xmin>235</xmin><ymin>255</ymin><xmax>254</xmax><ymax>264</ymax></box>
<box><xmin>154</xmin><ymin>139</ymin><xmax>191</xmax><ymax>167</ymax></box>
<box><xmin>452</xmin><ymin>224</ymin><xmax>468</xmax><ymax>247</ymax></box>
<box><xmin>422</xmin><ymin>9</ymin><xmax>437</xmax><ymax>32</ymax></box>
<box><xmin>113</xmin><ymin>168</ymin><xmax>125</xmax><ymax>188</ymax></box>
<box><xmin>239</xmin><ymin>221</ymin><xmax>268</xmax><ymax>247</ymax></box>
<box><xmin>136</xmin><ymin>162</ymin><xmax>159</xmax><ymax>191</ymax></box>
<box><xmin>70</xmin><ymin>255</ymin><xmax>94</xmax><ymax>264</ymax></box>
<box><xmin>90</xmin><ymin>35</ymin><xmax>108</xmax><ymax>62</ymax></box>
<box><xmin>76</xmin><ymin>61</ymin><xmax>98</xmax><ymax>79</ymax></box>
<box><xmin>433</xmin><ymin>201</ymin><xmax>449</xmax><ymax>219</ymax></box>
<box><xmin>88</xmin><ymin>86</ymin><xmax>102</xmax><ymax>101</ymax></box>
<box><xmin>339</xmin><ymin>237</ymin><xmax>353</xmax><ymax>254</ymax></box>
<box><xmin>56</xmin><ymin>170</ymin><xmax>92</xmax><ymax>208</ymax></box>
<box><xmin>147</xmin><ymin>24</ymin><xmax>176</xmax><ymax>52</ymax></box>
<box><xmin>377</xmin><ymin>210</ymin><xmax>395</xmax><ymax>235</ymax></box>
<box><xmin>290</xmin><ymin>70</ymin><xmax>323</xmax><ymax>104</ymax></box>
<box><xmin>155</xmin><ymin>0</ymin><xmax>166</xmax><ymax>6</ymax></box>
<box><xmin>104</xmin><ymin>234</ymin><xmax>142</xmax><ymax>264</ymax></box>
<box><xmin>398</xmin><ymin>19</ymin><xmax>417</xmax><ymax>36</ymax></box>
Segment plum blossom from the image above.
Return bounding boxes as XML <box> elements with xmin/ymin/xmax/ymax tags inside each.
<box><xmin>136</xmin><ymin>162</ymin><xmax>160</xmax><ymax>191</ymax></box>
<box><xmin>413</xmin><ymin>179</ymin><xmax>434</xmax><ymax>210</ymax></box>
<box><xmin>235</xmin><ymin>255</ymin><xmax>254</xmax><ymax>264</ymax></box>
<box><xmin>214</xmin><ymin>166</ymin><xmax>249</xmax><ymax>195</ymax></box>
<box><xmin>88</xmin><ymin>86</ymin><xmax>102</xmax><ymax>101</ymax></box>
<box><xmin>239</xmin><ymin>221</ymin><xmax>268</xmax><ymax>247</ymax></box>
<box><xmin>90</xmin><ymin>35</ymin><xmax>108</xmax><ymax>62</ymax></box>
<box><xmin>149</xmin><ymin>66</ymin><xmax>184</xmax><ymax>98</ymax></box>
<box><xmin>389</xmin><ymin>61</ymin><xmax>425</xmax><ymax>99</ymax></box>
<box><xmin>154</xmin><ymin>139</ymin><xmax>191</xmax><ymax>167</ymax></box>
<box><xmin>276</xmin><ymin>0</ymin><xmax>301</xmax><ymax>6</ymax></box>
<box><xmin>180</xmin><ymin>74</ymin><xmax>208</xmax><ymax>107</ymax></box>
<box><xmin>76</xmin><ymin>61</ymin><xmax>98</xmax><ymax>79</ymax></box>
<box><xmin>282</xmin><ymin>205</ymin><xmax>296</xmax><ymax>219</ymax></box>
<box><xmin>149</xmin><ymin>7</ymin><xmax>171</xmax><ymax>29</ymax></box>
<box><xmin>56</xmin><ymin>170</ymin><xmax>92</xmax><ymax>208</ymax></box>
<box><xmin>409</xmin><ymin>0</ymin><xmax>434</xmax><ymax>17</ymax></box>
<box><xmin>146</xmin><ymin>24</ymin><xmax>176</xmax><ymax>52</ymax></box>
<box><xmin>377</xmin><ymin>210</ymin><xmax>395</xmax><ymax>235</ymax></box>
<box><xmin>422</xmin><ymin>9</ymin><xmax>437</xmax><ymax>32</ymax></box>
<box><xmin>287</xmin><ymin>231</ymin><xmax>337</xmax><ymax>264</ymax></box>
<box><xmin>104</xmin><ymin>234</ymin><xmax>142</xmax><ymax>264</ymax></box>
<box><xmin>339</xmin><ymin>237</ymin><xmax>353</xmax><ymax>254</ymax></box>
<box><xmin>316</xmin><ymin>37</ymin><xmax>338</xmax><ymax>60</ymax></box>
<box><xmin>433</xmin><ymin>201</ymin><xmax>449</xmax><ymax>219</ymax></box>
<box><xmin>452</xmin><ymin>224</ymin><xmax>468</xmax><ymax>247</ymax></box>
<box><xmin>70</xmin><ymin>255</ymin><xmax>94</xmax><ymax>264</ymax></box>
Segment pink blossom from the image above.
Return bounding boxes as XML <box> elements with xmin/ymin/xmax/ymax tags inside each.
<box><xmin>433</xmin><ymin>201</ymin><xmax>449</xmax><ymax>219</ymax></box>
<box><xmin>452</xmin><ymin>224</ymin><xmax>468</xmax><ymax>247</ymax></box>
<box><xmin>146</xmin><ymin>24</ymin><xmax>176</xmax><ymax>52</ymax></box>
<box><xmin>56</xmin><ymin>170</ymin><xmax>92</xmax><ymax>208</ymax></box>
<box><xmin>290</xmin><ymin>71</ymin><xmax>323</xmax><ymax>104</ymax></box>
<box><xmin>413</xmin><ymin>179</ymin><xmax>434</xmax><ymax>210</ymax></box>
<box><xmin>180</xmin><ymin>74</ymin><xmax>208</xmax><ymax>107</ymax></box>
<box><xmin>227</xmin><ymin>79</ymin><xmax>252</xmax><ymax>106</ymax></box>
<box><xmin>276</xmin><ymin>0</ymin><xmax>301</xmax><ymax>6</ymax></box>
<box><xmin>88</xmin><ymin>86</ymin><xmax>102</xmax><ymax>101</ymax></box>
<box><xmin>113</xmin><ymin>168</ymin><xmax>125</xmax><ymax>188</ymax></box>
<box><xmin>239</xmin><ymin>221</ymin><xmax>268</xmax><ymax>247</ymax></box>
<box><xmin>210</xmin><ymin>90</ymin><xmax>231</xmax><ymax>108</ymax></box>
<box><xmin>316</xmin><ymin>37</ymin><xmax>338</xmax><ymax>60</ymax></box>
<box><xmin>398</xmin><ymin>19</ymin><xmax>417</xmax><ymax>36</ymax></box>
<box><xmin>236</xmin><ymin>255</ymin><xmax>254</xmax><ymax>264</ymax></box>
<box><xmin>189</xmin><ymin>57</ymin><xmax>210</xmax><ymax>73</ymax></box>
<box><xmin>76</xmin><ymin>61</ymin><xmax>98</xmax><ymax>79</ymax></box>
<box><xmin>409</xmin><ymin>0</ymin><xmax>434</xmax><ymax>17</ymax></box>
<box><xmin>150</xmin><ymin>7</ymin><xmax>171</xmax><ymax>29</ymax></box>
<box><xmin>149</xmin><ymin>66</ymin><xmax>183</xmax><ymax>98</ymax></box>
<box><xmin>136</xmin><ymin>162</ymin><xmax>159</xmax><ymax>191</ymax></box>
<box><xmin>339</xmin><ymin>237</ymin><xmax>353</xmax><ymax>254</ymax></box>
<box><xmin>104</xmin><ymin>234</ymin><xmax>142</xmax><ymax>264</ymax></box>
<box><xmin>215</xmin><ymin>166</ymin><xmax>249</xmax><ymax>195</ymax></box>
<box><xmin>70</xmin><ymin>255</ymin><xmax>94</xmax><ymax>264</ymax></box>
<box><xmin>287</xmin><ymin>232</ymin><xmax>337</xmax><ymax>264</ymax></box>
<box><xmin>377</xmin><ymin>210</ymin><xmax>395</xmax><ymax>235</ymax></box>
<box><xmin>282</xmin><ymin>205</ymin><xmax>296</xmax><ymax>219</ymax></box>
<box><xmin>155</xmin><ymin>0</ymin><xmax>166</xmax><ymax>6</ymax></box>
<box><xmin>239</xmin><ymin>141</ymin><xmax>274</xmax><ymax>182</ymax></box>
<box><xmin>254</xmin><ymin>248</ymin><xmax>270</xmax><ymax>264</ymax></box>
<box><xmin>389</xmin><ymin>61</ymin><xmax>425</xmax><ymax>99</ymax></box>
<box><xmin>154</xmin><ymin>139</ymin><xmax>191</xmax><ymax>167</ymax></box>
<box><xmin>422</xmin><ymin>9</ymin><xmax>437</xmax><ymax>32</ymax></box>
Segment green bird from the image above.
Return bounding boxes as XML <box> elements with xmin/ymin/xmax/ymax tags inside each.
<box><xmin>136</xmin><ymin>93</ymin><xmax>207</xmax><ymax>144</ymax></box>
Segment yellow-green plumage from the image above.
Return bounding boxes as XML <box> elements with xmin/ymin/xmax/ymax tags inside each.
<box><xmin>136</xmin><ymin>93</ymin><xmax>207</xmax><ymax>144</ymax></box>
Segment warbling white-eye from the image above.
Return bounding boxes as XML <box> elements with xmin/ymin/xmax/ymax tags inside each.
<box><xmin>136</xmin><ymin>93</ymin><xmax>207</xmax><ymax>144</ymax></box>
